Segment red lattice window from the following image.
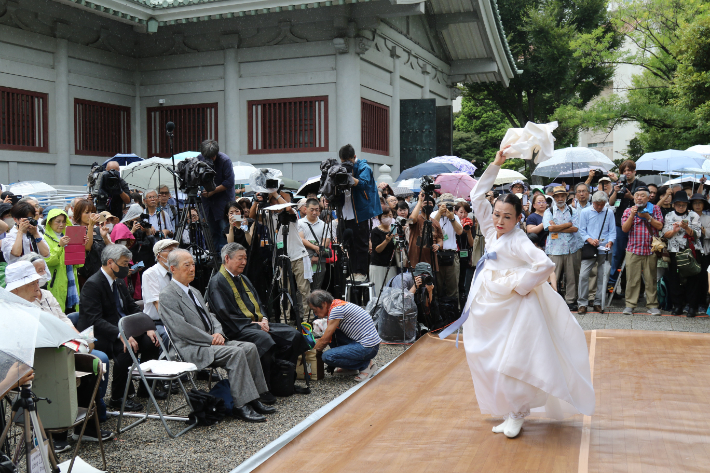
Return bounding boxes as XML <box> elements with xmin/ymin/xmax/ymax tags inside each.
<box><xmin>361</xmin><ymin>99</ymin><xmax>389</xmax><ymax>156</ymax></box>
<box><xmin>147</xmin><ymin>103</ymin><xmax>218</xmax><ymax>157</ymax></box>
<box><xmin>248</xmin><ymin>96</ymin><xmax>328</xmax><ymax>154</ymax></box>
<box><xmin>0</xmin><ymin>86</ymin><xmax>48</xmax><ymax>152</ymax></box>
<box><xmin>75</xmin><ymin>99</ymin><xmax>131</xmax><ymax>156</ymax></box>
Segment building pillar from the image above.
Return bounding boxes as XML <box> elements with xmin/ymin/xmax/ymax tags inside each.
<box><xmin>421</xmin><ymin>63</ymin><xmax>431</xmax><ymax>99</ymax></box>
<box><xmin>133</xmin><ymin>71</ymin><xmax>141</xmax><ymax>157</ymax></box>
<box><xmin>54</xmin><ymin>39</ymin><xmax>70</xmax><ymax>185</ymax></box>
<box><xmin>224</xmin><ymin>47</ymin><xmax>240</xmax><ymax>160</ymax></box>
<box><xmin>390</xmin><ymin>46</ymin><xmax>401</xmax><ymax>173</ymax></box>
<box><xmin>334</xmin><ymin>37</ymin><xmax>362</xmax><ymax>156</ymax></box>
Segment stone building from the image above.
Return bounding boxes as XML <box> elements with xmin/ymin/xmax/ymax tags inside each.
<box><xmin>0</xmin><ymin>0</ymin><xmax>517</xmax><ymax>185</ymax></box>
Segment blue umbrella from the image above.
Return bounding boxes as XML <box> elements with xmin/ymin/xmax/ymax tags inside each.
<box><xmin>635</xmin><ymin>149</ymin><xmax>709</xmax><ymax>173</ymax></box>
<box><xmin>396</xmin><ymin>162</ymin><xmax>460</xmax><ymax>181</ymax></box>
<box><xmin>173</xmin><ymin>151</ymin><xmax>201</xmax><ymax>160</ymax></box>
<box><xmin>103</xmin><ymin>153</ymin><xmax>143</xmax><ymax>166</ymax></box>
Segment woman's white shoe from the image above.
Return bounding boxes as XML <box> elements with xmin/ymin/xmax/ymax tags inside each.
<box><xmin>504</xmin><ymin>417</ymin><xmax>524</xmax><ymax>438</ymax></box>
<box><xmin>492</xmin><ymin>417</ymin><xmax>508</xmax><ymax>433</ymax></box>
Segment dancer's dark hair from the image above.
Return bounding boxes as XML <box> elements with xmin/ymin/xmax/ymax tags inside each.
<box><xmin>497</xmin><ymin>193</ymin><xmax>523</xmax><ymax>217</ymax></box>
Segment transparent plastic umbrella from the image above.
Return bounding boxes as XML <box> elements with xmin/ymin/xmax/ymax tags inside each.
<box><xmin>233</xmin><ymin>161</ymin><xmax>257</xmax><ymax>185</ymax></box>
<box><xmin>532</xmin><ymin>147</ymin><xmax>615</xmax><ymax>179</ymax></box>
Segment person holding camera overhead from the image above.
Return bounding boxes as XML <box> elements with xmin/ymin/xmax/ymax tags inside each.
<box><xmin>608</xmin><ymin>160</ymin><xmax>646</xmax><ymax>288</ymax></box>
<box><xmin>661</xmin><ymin>191</ymin><xmax>702</xmax><ymax>316</ymax></box>
<box><xmin>620</xmin><ymin>186</ymin><xmax>663</xmax><ymax>315</ymax></box>
<box><xmin>338</xmin><ymin>144</ymin><xmax>381</xmax><ymax>282</ymax></box>
<box><xmin>408</xmin><ymin>191</ymin><xmax>444</xmax><ymax>271</ymax></box>
<box><xmin>104</xmin><ymin>161</ymin><xmax>132</xmax><ymax>220</ymax></box>
<box><xmin>2</xmin><ymin>201</ymin><xmax>50</xmax><ymax>264</ymax></box>
<box><xmin>455</xmin><ymin>202</ymin><xmax>476</xmax><ymax>306</ymax></box>
<box><xmin>197</xmin><ymin>140</ymin><xmax>235</xmax><ymax>252</ymax></box>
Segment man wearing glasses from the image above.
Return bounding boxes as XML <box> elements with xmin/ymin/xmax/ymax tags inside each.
<box><xmin>157</xmin><ymin>185</ymin><xmax>177</xmax><ymax>238</ymax></box>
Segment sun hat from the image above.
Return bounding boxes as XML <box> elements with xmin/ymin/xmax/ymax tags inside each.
<box><xmin>5</xmin><ymin>261</ymin><xmax>41</xmax><ymax>292</ymax></box>
<box><xmin>551</xmin><ymin>186</ymin><xmax>568</xmax><ymax>196</ymax></box>
<box><xmin>120</xmin><ymin>204</ymin><xmax>145</xmax><ymax>224</ymax></box>
<box><xmin>153</xmin><ymin>239</ymin><xmax>179</xmax><ymax>256</ymax></box>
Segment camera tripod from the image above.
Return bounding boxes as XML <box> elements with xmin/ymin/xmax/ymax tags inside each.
<box><xmin>0</xmin><ymin>387</ymin><xmax>58</xmax><ymax>473</ymax></box>
<box><xmin>267</xmin><ymin>212</ymin><xmax>300</xmax><ymax>325</ymax></box>
<box><xmin>175</xmin><ymin>187</ymin><xmax>220</xmax><ymax>292</ymax></box>
<box><xmin>324</xmin><ymin>192</ymin><xmax>357</xmax><ymax>300</ymax></box>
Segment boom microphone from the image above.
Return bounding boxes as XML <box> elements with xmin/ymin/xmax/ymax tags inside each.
<box><xmin>166</xmin><ymin>121</ymin><xmax>175</xmax><ymax>134</ymax></box>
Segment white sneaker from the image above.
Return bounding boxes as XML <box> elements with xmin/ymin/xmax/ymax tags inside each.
<box><xmin>648</xmin><ymin>307</ymin><xmax>661</xmax><ymax>316</ymax></box>
<box><xmin>504</xmin><ymin>417</ymin><xmax>524</xmax><ymax>438</ymax></box>
<box><xmin>492</xmin><ymin>417</ymin><xmax>508</xmax><ymax>433</ymax></box>
<box><xmin>623</xmin><ymin>307</ymin><xmax>633</xmax><ymax>315</ymax></box>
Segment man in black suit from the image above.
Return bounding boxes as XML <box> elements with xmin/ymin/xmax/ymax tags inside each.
<box><xmin>77</xmin><ymin>244</ymin><xmax>162</xmax><ymax>411</ymax></box>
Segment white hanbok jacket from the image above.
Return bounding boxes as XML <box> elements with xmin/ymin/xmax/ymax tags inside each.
<box><xmin>461</xmin><ymin>163</ymin><xmax>595</xmax><ymax>418</ymax></box>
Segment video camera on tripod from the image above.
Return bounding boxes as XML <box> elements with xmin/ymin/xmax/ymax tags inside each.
<box><xmin>318</xmin><ymin>158</ymin><xmax>355</xmax><ymax>200</ymax></box>
<box><xmin>388</xmin><ymin>216</ymin><xmax>408</xmax><ymax>239</ymax></box>
<box><xmin>176</xmin><ymin>158</ymin><xmax>217</xmax><ymax>195</ymax></box>
<box><xmin>87</xmin><ymin>162</ymin><xmax>123</xmax><ymax>212</ymax></box>
<box><xmin>420</xmin><ymin>175</ymin><xmax>441</xmax><ymax>196</ymax></box>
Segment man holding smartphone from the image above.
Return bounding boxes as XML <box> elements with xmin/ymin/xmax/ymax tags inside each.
<box><xmin>620</xmin><ymin>186</ymin><xmax>663</xmax><ymax>315</ymax></box>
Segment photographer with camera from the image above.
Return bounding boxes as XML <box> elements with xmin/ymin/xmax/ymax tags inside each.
<box><xmin>430</xmin><ymin>193</ymin><xmax>463</xmax><ymax>303</ymax></box>
<box><xmin>368</xmin><ymin>207</ymin><xmax>398</xmax><ymax>297</ymax></box>
<box><xmin>143</xmin><ymin>190</ymin><xmax>170</xmax><ymax>240</ymax></box>
<box><xmin>609</xmin><ymin>160</ymin><xmax>646</xmax><ymax>288</ymax></box>
<box><xmin>197</xmin><ymin>140</ymin><xmax>235</xmax><ymax>251</ymax></box>
<box><xmin>455</xmin><ymin>202</ymin><xmax>476</xmax><ymax>305</ymax></box>
<box><xmin>2</xmin><ymin>201</ymin><xmax>49</xmax><ymax>264</ymax></box>
<box><xmin>298</xmin><ymin>198</ymin><xmax>330</xmax><ymax>291</ymax></box>
<box><xmin>103</xmin><ymin>161</ymin><xmax>131</xmax><ymax>219</ymax></box>
<box><xmin>338</xmin><ymin>144</ymin><xmax>381</xmax><ymax>282</ymax></box>
<box><xmin>408</xmin><ymin>191</ymin><xmax>444</xmax><ymax>271</ymax></box>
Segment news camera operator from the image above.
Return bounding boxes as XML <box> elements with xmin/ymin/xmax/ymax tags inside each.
<box><xmin>609</xmin><ymin>160</ymin><xmax>646</xmax><ymax>288</ymax></box>
<box><xmin>104</xmin><ymin>161</ymin><xmax>131</xmax><ymax>219</ymax></box>
<box><xmin>197</xmin><ymin>140</ymin><xmax>235</xmax><ymax>251</ymax></box>
<box><xmin>338</xmin><ymin>144</ymin><xmax>381</xmax><ymax>282</ymax></box>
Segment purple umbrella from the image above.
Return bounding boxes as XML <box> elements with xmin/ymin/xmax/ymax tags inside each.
<box><xmin>428</xmin><ymin>156</ymin><xmax>477</xmax><ymax>175</ymax></box>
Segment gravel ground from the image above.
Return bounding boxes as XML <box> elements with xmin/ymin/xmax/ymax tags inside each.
<box><xmin>8</xmin><ymin>297</ymin><xmax>710</xmax><ymax>473</ymax></box>
<box><xmin>46</xmin><ymin>343</ymin><xmax>409</xmax><ymax>473</ymax></box>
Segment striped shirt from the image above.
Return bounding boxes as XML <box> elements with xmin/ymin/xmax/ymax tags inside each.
<box><xmin>328</xmin><ymin>300</ymin><xmax>381</xmax><ymax>348</ymax></box>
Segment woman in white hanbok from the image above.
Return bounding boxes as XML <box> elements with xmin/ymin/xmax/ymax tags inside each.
<box><xmin>441</xmin><ymin>149</ymin><xmax>595</xmax><ymax>438</ymax></box>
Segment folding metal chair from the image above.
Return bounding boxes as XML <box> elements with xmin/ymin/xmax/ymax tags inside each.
<box><xmin>161</xmin><ymin>321</ymin><xmax>222</xmax><ymax>391</ymax></box>
<box><xmin>115</xmin><ymin>313</ymin><xmax>198</xmax><ymax>439</ymax></box>
<box><xmin>46</xmin><ymin>353</ymin><xmax>107</xmax><ymax>473</ymax></box>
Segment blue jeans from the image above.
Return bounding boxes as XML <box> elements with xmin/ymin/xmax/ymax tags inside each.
<box><xmin>89</xmin><ymin>349</ymin><xmax>109</xmax><ymax>422</ymax></box>
<box><xmin>206</xmin><ymin>215</ymin><xmax>228</xmax><ymax>253</ymax></box>
<box><xmin>608</xmin><ymin>225</ymin><xmax>629</xmax><ymax>285</ymax></box>
<box><xmin>322</xmin><ymin>330</ymin><xmax>379</xmax><ymax>371</ymax></box>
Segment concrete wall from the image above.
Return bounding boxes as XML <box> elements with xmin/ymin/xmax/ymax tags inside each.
<box><xmin>0</xmin><ymin>17</ymin><xmax>452</xmax><ymax>187</ymax></box>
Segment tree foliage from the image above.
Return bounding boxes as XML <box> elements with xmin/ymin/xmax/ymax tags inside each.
<box><xmin>454</xmin><ymin>0</ymin><xmax>622</xmax><ymax>170</ymax></box>
<box><xmin>554</xmin><ymin>0</ymin><xmax>710</xmax><ymax>154</ymax></box>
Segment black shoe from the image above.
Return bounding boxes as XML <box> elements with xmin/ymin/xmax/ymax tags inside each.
<box><xmin>233</xmin><ymin>405</ymin><xmax>266</xmax><ymax>423</ymax></box>
<box><xmin>137</xmin><ymin>384</ymin><xmax>168</xmax><ymax>400</ymax></box>
<box><xmin>164</xmin><ymin>381</ymin><xmax>181</xmax><ymax>395</ymax></box>
<box><xmin>671</xmin><ymin>307</ymin><xmax>683</xmax><ymax>316</ymax></box>
<box><xmin>259</xmin><ymin>391</ymin><xmax>277</xmax><ymax>404</ymax></box>
<box><xmin>567</xmin><ymin>304</ymin><xmax>578</xmax><ymax>312</ymax></box>
<box><xmin>249</xmin><ymin>400</ymin><xmax>277</xmax><ymax>415</ymax></box>
<box><xmin>196</xmin><ymin>370</ymin><xmax>220</xmax><ymax>382</ymax></box>
<box><xmin>73</xmin><ymin>426</ymin><xmax>114</xmax><ymax>442</ymax></box>
<box><xmin>108</xmin><ymin>397</ymin><xmax>144</xmax><ymax>412</ymax></box>
<box><xmin>687</xmin><ymin>308</ymin><xmax>697</xmax><ymax>318</ymax></box>
<box><xmin>53</xmin><ymin>439</ymin><xmax>71</xmax><ymax>454</ymax></box>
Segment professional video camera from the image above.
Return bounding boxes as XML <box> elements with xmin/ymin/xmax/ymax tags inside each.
<box><xmin>249</xmin><ymin>168</ymin><xmax>282</xmax><ymax>194</ymax></box>
<box><xmin>277</xmin><ymin>208</ymin><xmax>297</xmax><ymax>225</ymax></box>
<box><xmin>87</xmin><ymin>162</ymin><xmax>123</xmax><ymax>212</ymax></box>
<box><xmin>389</xmin><ymin>216</ymin><xmax>407</xmax><ymax>239</ymax></box>
<box><xmin>176</xmin><ymin>157</ymin><xmax>216</xmax><ymax>193</ymax></box>
<box><xmin>420</xmin><ymin>175</ymin><xmax>441</xmax><ymax>196</ymax></box>
<box><xmin>318</xmin><ymin>158</ymin><xmax>355</xmax><ymax>199</ymax></box>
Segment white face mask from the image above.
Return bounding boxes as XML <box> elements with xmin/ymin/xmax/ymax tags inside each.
<box><xmin>67</xmin><ymin>209</ymin><xmax>73</xmax><ymax>218</ymax></box>
<box><xmin>38</xmin><ymin>274</ymin><xmax>50</xmax><ymax>286</ymax></box>
<box><xmin>381</xmin><ymin>217</ymin><xmax>393</xmax><ymax>226</ymax></box>
<box><xmin>105</xmin><ymin>223</ymin><xmax>114</xmax><ymax>232</ymax></box>
<box><xmin>3</xmin><ymin>217</ymin><xmax>13</xmax><ymax>229</ymax></box>
<box><xmin>117</xmin><ymin>241</ymin><xmax>128</xmax><ymax>246</ymax></box>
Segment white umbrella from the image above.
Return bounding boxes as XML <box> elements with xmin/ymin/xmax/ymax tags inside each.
<box><xmin>393</xmin><ymin>178</ymin><xmax>421</xmax><ymax>191</ymax></box>
<box><xmin>297</xmin><ymin>177</ymin><xmax>321</xmax><ymax>196</ymax></box>
<box><xmin>493</xmin><ymin>169</ymin><xmax>527</xmax><ymax>186</ymax></box>
<box><xmin>121</xmin><ymin>157</ymin><xmax>187</xmax><ymax>191</ymax></box>
<box><xmin>686</xmin><ymin>145</ymin><xmax>710</xmax><ymax>157</ymax></box>
<box><xmin>233</xmin><ymin>161</ymin><xmax>257</xmax><ymax>185</ymax></box>
<box><xmin>7</xmin><ymin>181</ymin><xmax>57</xmax><ymax>196</ymax></box>
<box><xmin>663</xmin><ymin>175</ymin><xmax>706</xmax><ymax>186</ymax></box>
<box><xmin>532</xmin><ymin>147</ymin><xmax>615</xmax><ymax>178</ymax></box>
<box><xmin>636</xmin><ymin>149</ymin><xmax>710</xmax><ymax>173</ymax></box>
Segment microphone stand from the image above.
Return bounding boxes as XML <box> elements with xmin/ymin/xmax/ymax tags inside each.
<box><xmin>167</xmin><ymin>124</ymin><xmax>181</xmax><ymax>226</ymax></box>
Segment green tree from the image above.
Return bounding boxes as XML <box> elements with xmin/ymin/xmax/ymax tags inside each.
<box><xmin>555</xmin><ymin>0</ymin><xmax>710</xmax><ymax>153</ymax></box>
<box><xmin>459</xmin><ymin>0</ymin><xmax>622</xmax><ymax>169</ymax></box>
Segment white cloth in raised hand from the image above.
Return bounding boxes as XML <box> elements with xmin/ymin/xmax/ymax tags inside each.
<box><xmin>139</xmin><ymin>359</ymin><xmax>197</xmax><ymax>376</ymax></box>
<box><xmin>500</xmin><ymin>121</ymin><xmax>558</xmax><ymax>163</ymax></box>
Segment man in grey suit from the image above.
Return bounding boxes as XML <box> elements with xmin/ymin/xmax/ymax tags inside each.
<box><xmin>159</xmin><ymin>249</ymin><xmax>276</xmax><ymax>423</ymax></box>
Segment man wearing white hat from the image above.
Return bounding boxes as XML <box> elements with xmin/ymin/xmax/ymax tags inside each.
<box><xmin>142</xmin><ymin>239</ymin><xmax>180</xmax><ymax>345</ymax></box>
<box><xmin>5</xmin><ymin>260</ymin><xmax>42</xmax><ymax>299</ymax></box>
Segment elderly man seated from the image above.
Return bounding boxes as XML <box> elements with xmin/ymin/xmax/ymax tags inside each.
<box><xmin>5</xmin><ymin>261</ymin><xmax>114</xmax><ymax>449</ymax></box>
<box><xmin>205</xmin><ymin>243</ymin><xmax>308</xmax><ymax>390</ymax></box>
<box><xmin>308</xmin><ymin>290</ymin><xmax>381</xmax><ymax>382</ymax></box>
<box><xmin>159</xmin><ymin>249</ymin><xmax>276</xmax><ymax>423</ymax></box>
